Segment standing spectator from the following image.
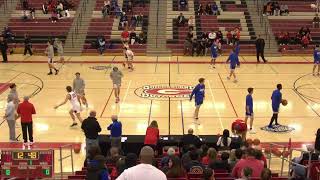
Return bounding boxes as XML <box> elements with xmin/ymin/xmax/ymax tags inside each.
<box><xmin>42</xmin><ymin>2</ymin><xmax>48</xmax><ymax>14</ymax></box>
<box><xmin>17</xmin><ymin>96</ymin><xmax>36</xmax><ymax>148</ymax></box>
<box><xmin>110</xmin><ymin>67</ymin><xmax>123</xmax><ymax>103</ymax></box>
<box><xmin>144</xmin><ymin>120</ymin><xmax>160</xmax><ymax>148</ymax></box>
<box><xmin>97</xmin><ymin>35</ymin><xmax>106</xmax><ymax>55</ymax></box>
<box><xmin>81</xmin><ymin>110</ymin><xmax>101</xmax><ymax>156</ymax></box>
<box><xmin>180</xmin><ymin>128</ymin><xmax>202</xmax><ymax>153</ymax></box>
<box><xmin>29</xmin><ymin>7</ymin><xmax>35</xmax><ymax>19</ymax></box>
<box><xmin>255</xmin><ymin>35</ymin><xmax>267</xmax><ymax>63</ymax></box>
<box><xmin>315</xmin><ymin>128</ymin><xmax>320</xmax><ymax>153</ymax></box>
<box><xmin>177</xmin><ymin>13</ymin><xmax>186</xmax><ymax>26</ymax></box>
<box><xmin>232</xmin><ymin>148</ymin><xmax>264</xmax><ymax>178</ymax></box>
<box><xmin>313</xmin><ymin>14</ymin><xmax>320</xmax><ymax>28</ymax></box>
<box><xmin>4</xmin><ymin>95</ymin><xmax>17</xmax><ymax>142</ymax></box>
<box><xmin>23</xmin><ymin>34</ymin><xmax>32</xmax><ymax>56</ymax></box>
<box><xmin>226</xmin><ymin>31</ymin><xmax>232</xmax><ymax>45</ymax></box>
<box><xmin>188</xmin><ymin>16</ymin><xmax>194</xmax><ymax>30</ymax></box>
<box><xmin>217</xmin><ymin>129</ymin><xmax>232</xmax><ymax>149</ymax></box>
<box><xmin>116</xmin><ymin>146</ymin><xmax>167</xmax><ymax>180</ymax></box>
<box><xmin>163</xmin><ymin>156</ymin><xmax>186</xmax><ymax>178</ymax></box>
<box><xmin>0</xmin><ymin>36</ymin><xmax>8</xmax><ymax>63</ymax></box>
<box><xmin>22</xmin><ymin>0</ymin><xmax>29</xmax><ymax>10</ymax></box>
<box><xmin>107</xmin><ymin>115</ymin><xmax>122</xmax><ymax>149</ymax></box>
<box><xmin>301</xmin><ymin>35</ymin><xmax>310</xmax><ymax>49</ymax></box>
<box><xmin>136</xmin><ymin>13</ymin><xmax>143</xmax><ymax>27</ymax></box>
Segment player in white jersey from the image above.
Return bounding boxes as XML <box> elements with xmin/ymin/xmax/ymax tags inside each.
<box><xmin>125</xmin><ymin>46</ymin><xmax>134</xmax><ymax>71</ymax></box>
<box><xmin>54</xmin><ymin>86</ymin><xmax>83</xmax><ymax>127</ymax></box>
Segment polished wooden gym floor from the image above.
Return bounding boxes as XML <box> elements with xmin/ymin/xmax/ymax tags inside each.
<box><xmin>0</xmin><ymin>54</ymin><xmax>318</xmax><ymax>173</ymax></box>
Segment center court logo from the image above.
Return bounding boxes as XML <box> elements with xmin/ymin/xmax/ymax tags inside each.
<box><xmin>134</xmin><ymin>84</ymin><xmax>194</xmax><ymax>101</ymax></box>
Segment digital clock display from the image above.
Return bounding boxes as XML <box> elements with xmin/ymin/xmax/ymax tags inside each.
<box><xmin>12</xmin><ymin>151</ymin><xmax>39</xmax><ymax>160</ymax></box>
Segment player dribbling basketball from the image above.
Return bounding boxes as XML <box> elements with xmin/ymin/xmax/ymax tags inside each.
<box><xmin>54</xmin><ymin>86</ymin><xmax>83</xmax><ymax>127</ymax></box>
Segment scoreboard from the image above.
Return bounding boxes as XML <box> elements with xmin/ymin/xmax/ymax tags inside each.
<box><xmin>1</xmin><ymin>149</ymin><xmax>54</xmax><ymax>178</ymax></box>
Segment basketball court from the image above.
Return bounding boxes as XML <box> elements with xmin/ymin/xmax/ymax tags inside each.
<box><xmin>0</xmin><ymin>54</ymin><xmax>319</xmax><ymax>173</ymax></box>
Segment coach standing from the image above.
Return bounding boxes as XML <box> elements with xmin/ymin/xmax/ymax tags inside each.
<box><xmin>107</xmin><ymin>115</ymin><xmax>122</xmax><ymax>149</ymax></box>
<box><xmin>0</xmin><ymin>36</ymin><xmax>8</xmax><ymax>63</ymax></box>
<box><xmin>255</xmin><ymin>35</ymin><xmax>267</xmax><ymax>63</ymax></box>
<box><xmin>17</xmin><ymin>96</ymin><xmax>36</xmax><ymax>147</ymax></box>
<box><xmin>81</xmin><ymin>110</ymin><xmax>101</xmax><ymax>156</ymax></box>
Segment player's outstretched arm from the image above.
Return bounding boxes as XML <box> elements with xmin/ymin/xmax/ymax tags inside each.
<box><xmin>54</xmin><ymin>95</ymin><xmax>69</xmax><ymax>109</ymax></box>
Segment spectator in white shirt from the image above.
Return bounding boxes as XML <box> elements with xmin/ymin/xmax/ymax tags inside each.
<box><xmin>4</xmin><ymin>94</ymin><xmax>17</xmax><ymax>142</ymax></box>
<box><xmin>116</xmin><ymin>146</ymin><xmax>167</xmax><ymax>180</ymax></box>
<box><xmin>217</xmin><ymin>129</ymin><xmax>232</xmax><ymax>149</ymax></box>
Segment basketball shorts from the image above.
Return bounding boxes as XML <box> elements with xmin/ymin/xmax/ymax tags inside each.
<box><xmin>245</xmin><ymin>112</ymin><xmax>254</xmax><ymax>117</ymax></box>
<box><xmin>113</xmin><ymin>84</ymin><xmax>121</xmax><ymax>88</ymax></box>
<box><xmin>75</xmin><ymin>90</ymin><xmax>85</xmax><ymax>96</ymax></box>
<box><xmin>315</xmin><ymin>61</ymin><xmax>320</xmax><ymax>64</ymax></box>
<box><xmin>195</xmin><ymin>100</ymin><xmax>203</xmax><ymax>107</ymax></box>
<box><xmin>48</xmin><ymin>58</ymin><xmax>54</xmax><ymax>64</ymax></box>
<box><xmin>230</xmin><ymin>65</ymin><xmax>236</xmax><ymax>70</ymax></box>
<box><xmin>272</xmin><ymin>106</ymin><xmax>279</xmax><ymax>113</ymax></box>
<box><xmin>72</xmin><ymin>105</ymin><xmax>81</xmax><ymax>114</ymax></box>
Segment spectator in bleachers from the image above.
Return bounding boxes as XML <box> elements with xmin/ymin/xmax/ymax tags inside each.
<box><xmin>22</xmin><ymin>0</ymin><xmax>29</xmax><ymax>10</ymax></box>
<box><xmin>116</xmin><ymin>153</ymin><xmax>138</xmax><ymax>175</ymax></box>
<box><xmin>205</xmin><ymin>3</ymin><xmax>212</xmax><ymax>15</ymax></box>
<box><xmin>126</xmin><ymin>1</ymin><xmax>133</xmax><ymax>14</ymax></box>
<box><xmin>120</xmin><ymin>12</ymin><xmax>128</xmax><ymax>29</ymax></box>
<box><xmin>121</xmin><ymin>28</ymin><xmax>130</xmax><ymax>43</ymax></box>
<box><xmin>185</xmin><ymin>149</ymin><xmax>204</xmax><ymax>172</ymax></box>
<box><xmin>130</xmin><ymin>15</ymin><xmax>137</xmax><ymax>29</ymax></box>
<box><xmin>177</xmin><ymin>13</ymin><xmax>186</xmax><ymax>27</ymax></box>
<box><xmin>273</xmin><ymin>2</ymin><xmax>280</xmax><ymax>16</ymax></box>
<box><xmin>97</xmin><ymin>35</ymin><xmax>106</xmax><ymax>55</ymax></box>
<box><xmin>313</xmin><ymin>14</ymin><xmax>320</xmax><ymax>28</ymax></box>
<box><xmin>229</xmin><ymin>149</ymin><xmax>244</xmax><ymax>169</ymax></box>
<box><xmin>301</xmin><ymin>35</ymin><xmax>310</xmax><ymax>49</ymax></box>
<box><xmin>116</xmin><ymin>146</ymin><xmax>167</xmax><ymax>180</ymax></box>
<box><xmin>22</xmin><ymin>10</ymin><xmax>29</xmax><ymax>21</ymax></box>
<box><xmin>316</xmin><ymin>128</ymin><xmax>320</xmax><ymax>153</ymax></box>
<box><xmin>232</xmin><ymin>148</ymin><xmax>264</xmax><ymax>178</ymax></box>
<box><xmin>107</xmin><ymin>115</ymin><xmax>122</xmax><ymax>149</ymax></box>
<box><xmin>84</xmin><ymin>146</ymin><xmax>101</xmax><ymax>167</ymax></box>
<box><xmin>115</xmin><ymin>5</ymin><xmax>122</xmax><ymax>18</ymax></box>
<box><xmin>137</xmin><ymin>31</ymin><xmax>146</xmax><ymax>45</ymax></box>
<box><xmin>56</xmin><ymin>2</ymin><xmax>64</xmax><ymax>18</ymax></box>
<box><xmin>233</xmin><ymin>27</ymin><xmax>240</xmax><ymax>44</ymax></box>
<box><xmin>179</xmin><ymin>0</ymin><xmax>187</xmax><ymax>10</ymax></box>
<box><xmin>201</xmin><ymin>148</ymin><xmax>217</xmax><ymax>165</ymax></box>
<box><xmin>209</xmin><ymin>152</ymin><xmax>231</xmax><ymax>172</ymax></box>
<box><xmin>266</xmin><ymin>2</ymin><xmax>272</xmax><ymax>16</ymax></box>
<box><xmin>129</xmin><ymin>29</ymin><xmax>137</xmax><ymax>45</ymax></box>
<box><xmin>203</xmin><ymin>167</ymin><xmax>215</xmax><ymax>180</ymax></box>
<box><xmin>42</xmin><ymin>2</ymin><xmax>49</xmax><ymax>14</ymax></box>
<box><xmin>23</xmin><ymin>34</ymin><xmax>32</xmax><ymax>56</ymax></box>
<box><xmin>291</xmin><ymin>165</ymin><xmax>307</xmax><ymax>180</ymax></box>
<box><xmin>86</xmin><ymin>155</ymin><xmax>109</xmax><ymax>180</ymax></box>
<box><xmin>137</xmin><ymin>13</ymin><xmax>143</xmax><ymax>27</ymax></box>
<box><xmin>163</xmin><ymin>156</ymin><xmax>186</xmax><ymax>178</ymax></box>
<box><xmin>212</xmin><ymin>2</ymin><xmax>219</xmax><ymax>15</ymax></box>
<box><xmin>188</xmin><ymin>16</ymin><xmax>194</xmax><ymax>31</ymax></box>
<box><xmin>144</xmin><ymin>120</ymin><xmax>160</xmax><ymax>149</ymax></box>
<box><xmin>260</xmin><ymin>168</ymin><xmax>272</xmax><ymax>180</ymax></box>
<box><xmin>29</xmin><ymin>7</ymin><xmax>35</xmax><ymax>19</ymax></box>
<box><xmin>237</xmin><ymin>167</ymin><xmax>253</xmax><ymax>180</ymax></box>
<box><xmin>197</xmin><ymin>4</ymin><xmax>204</xmax><ymax>15</ymax></box>
<box><xmin>280</xmin><ymin>4</ymin><xmax>289</xmax><ymax>16</ymax></box>
<box><xmin>106</xmin><ymin>147</ymin><xmax>122</xmax><ymax>164</ymax></box>
<box><xmin>160</xmin><ymin>147</ymin><xmax>176</xmax><ymax>167</ymax></box>
<box><xmin>102</xmin><ymin>1</ymin><xmax>111</xmax><ymax>19</ymax></box>
<box><xmin>51</xmin><ymin>10</ymin><xmax>58</xmax><ymax>23</ymax></box>
<box><xmin>184</xmin><ymin>38</ymin><xmax>192</xmax><ymax>56</ymax></box>
<box><xmin>180</xmin><ymin>128</ymin><xmax>202</xmax><ymax>153</ymax></box>
<box><xmin>81</xmin><ymin>110</ymin><xmax>101</xmax><ymax>156</ymax></box>
<box><xmin>217</xmin><ymin>129</ymin><xmax>232</xmax><ymax>150</ymax></box>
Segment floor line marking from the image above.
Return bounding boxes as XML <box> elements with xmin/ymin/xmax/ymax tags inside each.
<box><xmin>208</xmin><ymin>80</ymin><xmax>224</xmax><ymax>130</ymax></box>
<box><xmin>99</xmin><ymin>89</ymin><xmax>114</xmax><ymax>118</ymax></box>
<box><xmin>168</xmin><ymin>97</ymin><xmax>171</xmax><ymax>135</ymax></box>
<box><xmin>301</xmin><ymin>56</ymin><xmax>311</xmax><ymax>62</ymax></box>
<box><xmin>177</xmin><ymin>56</ymin><xmax>180</xmax><ymax>74</ymax></box>
<box><xmin>118</xmin><ymin>80</ymin><xmax>132</xmax><ymax>117</ymax></box>
<box><xmin>240</xmin><ymin>56</ymin><xmax>247</xmax><ymax>62</ymax></box>
<box><xmin>218</xmin><ymin>73</ymin><xmax>239</xmax><ymax>117</ymax></box>
<box><xmin>154</xmin><ymin>56</ymin><xmax>158</xmax><ymax>73</ymax></box>
<box><xmin>292</xmin><ymin>88</ymin><xmax>320</xmax><ymax>118</ymax></box>
<box><xmin>180</xmin><ymin>100</ymin><xmax>185</xmax><ymax>134</ymax></box>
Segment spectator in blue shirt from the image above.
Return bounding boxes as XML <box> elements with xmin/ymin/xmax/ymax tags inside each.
<box><xmin>245</xmin><ymin>87</ymin><xmax>255</xmax><ymax>133</ymax></box>
<box><xmin>268</xmin><ymin>84</ymin><xmax>282</xmax><ymax>128</ymax></box>
<box><xmin>190</xmin><ymin>78</ymin><xmax>205</xmax><ymax>120</ymax></box>
<box><xmin>313</xmin><ymin>45</ymin><xmax>320</xmax><ymax>76</ymax></box>
<box><xmin>211</xmin><ymin>3</ymin><xmax>218</xmax><ymax>15</ymax></box>
<box><xmin>107</xmin><ymin>115</ymin><xmax>122</xmax><ymax>149</ymax></box>
<box><xmin>179</xmin><ymin>0</ymin><xmax>187</xmax><ymax>10</ymax></box>
<box><xmin>226</xmin><ymin>48</ymin><xmax>240</xmax><ymax>83</ymax></box>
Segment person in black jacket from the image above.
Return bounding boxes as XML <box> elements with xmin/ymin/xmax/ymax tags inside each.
<box><xmin>81</xmin><ymin>110</ymin><xmax>102</xmax><ymax>156</ymax></box>
<box><xmin>255</xmin><ymin>35</ymin><xmax>267</xmax><ymax>63</ymax></box>
<box><xmin>0</xmin><ymin>36</ymin><xmax>8</xmax><ymax>63</ymax></box>
<box><xmin>315</xmin><ymin>128</ymin><xmax>320</xmax><ymax>153</ymax></box>
<box><xmin>24</xmin><ymin>34</ymin><xmax>33</xmax><ymax>56</ymax></box>
<box><xmin>180</xmin><ymin>128</ymin><xmax>202</xmax><ymax>153</ymax></box>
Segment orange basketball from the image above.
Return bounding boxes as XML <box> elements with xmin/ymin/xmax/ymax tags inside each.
<box><xmin>253</xmin><ymin>139</ymin><xmax>260</xmax><ymax>146</ymax></box>
<box><xmin>281</xmin><ymin>99</ymin><xmax>288</xmax><ymax>106</ymax></box>
<box><xmin>73</xmin><ymin>144</ymin><xmax>81</xmax><ymax>154</ymax></box>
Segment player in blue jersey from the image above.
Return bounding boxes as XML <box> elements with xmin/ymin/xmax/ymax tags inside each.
<box><xmin>234</xmin><ymin>41</ymin><xmax>240</xmax><ymax>56</ymax></box>
<box><xmin>226</xmin><ymin>48</ymin><xmax>240</xmax><ymax>83</ymax></box>
<box><xmin>190</xmin><ymin>78</ymin><xmax>205</xmax><ymax>120</ymax></box>
<box><xmin>313</xmin><ymin>45</ymin><xmax>320</xmax><ymax>76</ymax></box>
<box><xmin>268</xmin><ymin>84</ymin><xmax>283</xmax><ymax>128</ymax></box>
<box><xmin>210</xmin><ymin>39</ymin><xmax>219</xmax><ymax>68</ymax></box>
<box><xmin>245</xmin><ymin>87</ymin><xmax>255</xmax><ymax>133</ymax></box>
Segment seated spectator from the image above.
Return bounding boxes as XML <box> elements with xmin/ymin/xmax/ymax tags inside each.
<box><xmin>120</xmin><ymin>12</ymin><xmax>128</xmax><ymax>28</ymax></box>
<box><xmin>236</xmin><ymin>167</ymin><xmax>253</xmax><ymax>180</ymax></box>
<box><xmin>217</xmin><ymin>129</ymin><xmax>232</xmax><ymax>150</ymax></box>
<box><xmin>126</xmin><ymin>1</ymin><xmax>133</xmax><ymax>14</ymax></box>
<box><xmin>315</xmin><ymin>128</ymin><xmax>320</xmax><ymax>153</ymax></box>
<box><xmin>121</xmin><ymin>28</ymin><xmax>130</xmax><ymax>43</ymax></box>
<box><xmin>116</xmin><ymin>153</ymin><xmax>138</xmax><ymax>175</ymax></box>
<box><xmin>197</xmin><ymin>4</ymin><xmax>204</xmax><ymax>15</ymax></box>
<box><xmin>280</xmin><ymin>4</ymin><xmax>289</xmax><ymax>16</ymax></box>
<box><xmin>179</xmin><ymin>0</ymin><xmax>187</xmax><ymax>10</ymax></box>
<box><xmin>116</xmin><ymin>146</ymin><xmax>167</xmax><ymax>180</ymax></box>
<box><xmin>115</xmin><ymin>5</ymin><xmax>122</xmax><ymax>18</ymax></box>
<box><xmin>130</xmin><ymin>15</ymin><xmax>137</xmax><ymax>29</ymax></box>
<box><xmin>313</xmin><ymin>14</ymin><xmax>320</xmax><ymax>28</ymax></box>
<box><xmin>233</xmin><ymin>27</ymin><xmax>240</xmax><ymax>44</ymax></box>
<box><xmin>84</xmin><ymin>145</ymin><xmax>101</xmax><ymax>167</ymax></box>
<box><xmin>86</xmin><ymin>155</ymin><xmax>109</xmax><ymax>180</ymax></box>
<box><xmin>144</xmin><ymin>120</ymin><xmax>160</xmax><ymax>148</ymax></box>
<box><xmin>181</xmin><ymin>145</ymin><xmax>196</xmax><ymax>169</ymax></box>
<box><xmin>22</xmin><ymin>10</ymin><xmax>29</xmax><ymax>21</ymax></box>
<box><xmin>102</xmin><ymin>1</ymin><xmax>111</xmax><ymax>18</ymax></box>
<box><xmin>106</xmin><ymin>147</ymin><xmax>122</xmax><ymax>164</ymax></box>
<box><xmin>163</xmin><ymin>156</ymin><xmax>186</xmax><ymax>178</ymax></box>
<box><xmin>260</xmin><ymin>168</ymin><xmax>272</xmax><ymax>180</ymax></box>
<box><xmin>202</xmin><ymin>167</ymin><xmax>215</xmax><ymax>180</ymax></box>
<box><xmin>199</xmin><ymin>144</ymin><xmax>209</xmax><ymax>158</ymax></box>
<box><xmin>205</xmin><ymin>3</ymin><xmax>212</xmax><ymax>15</ymax></box>
<box><xmin>137</xmin><ymin>31</ymin><xmax>146</xmax><ymax>45</ymax></box>
<box><xmin>187</xmin><ymin>29</ymin><xmax>194</xmax><ymax>41</ymax></box>
<box><xmin>226</xmin><ymin>31</ymin><xmax>232</xmax><ymax>45</ymax></box>
<box><xmin>42</xmin><ymin>2</ymin><xmax>48</xmax><ymax>14</ymax></box>
<box><xmin>51</xmin><ymin>11</ymin><xmax>58</xmax><ymax>23</ymax></box>
<box><xmin>177</xmin><ymin>13</ymin><xmax>186</xmax><ymax>27</ymax></box>
<box><xmin>56</xmin><ymin>3</ymin><xmax>64</xmax><ymax>18</ymax></box>
<box><xmin>180</xmin><ymin>128</ymin><xmax>202</xmax><ymax>153</ymax></box>
<box><xmin>185</xmin><ymin>149</ymin><xmax>204</xmax><ymax>172</ymax></box>
<box><xmin>184</xmin><ymin>38</ymin><xmax>192</xmax><ymax>56</ymax></box>
<box><xmin>301</xmin><ymin>35</ymin><xmax>310</xmax><ymax>49</ymax></box>
<box><xmin>266</xmin><ymin>3</ymin><xmax>272</xmax><ymax>16</ymax></box>
<box><xmin>29</xmin><ymin>7</ymin><xmax>35</xmax><ymax>19</ymax></box>
<box><xmin>254</xmin><ymin>149</ymin><xmax>267</xmax><ymax>167</ymax></box>
<box><xmin>137</xmin><ymin>13</ymin><xmax>143</xmax><ymax>27</ymax></box>
<box><xmin>97</xmin><ymin>35</ymin><xmax>106</xmax><ymax>55</ymax></box>
<box><xmin>232</xmin><ymin>148</ymin><xmax>264</xmax><ymax>178</ymax></box>
<box><xmin>188</xmin><ymin>16</ymin><xmax>194</xmax><ymax>30</ymax></box>
<box><xmin>129</xmin><ymin>29</ymin><xmax>137</xmax><ymax>45</ymax></box>
<box><xmin>273</xmin><ymin>2</ymin><xmax>280</xmax><ymax>16</ymax></box>
<box><xmin>209</xmin><ymin>152</ymin><xmax>230</xmax><ymax>172</ymax></box>
<box><xmin>201</xmin><ymin>148</ymin><xmax>217</xmax><ymax>165</ymax></box>
<box><xmin>229</xmin><ymin>149</ymin><xmax>243</xmax><ymax>169</ymax></box>
<box><xmin>160</xmin><ymin>147</ymin><xmax>176</xmax><ymax>168</ymax></box>
<box><xmin>22</xmin><ymin>0</ymin><xmax>29</xmax><ymax>10</ymax></box>
<box><xmin>212</xmin><ymin>2</ymin><xmax>218</xmax><ymax>15</ymax></box>
<box><xmin>291</xmin><ymin>165</ymin><xmax>307</xmax><ymax>180</ymax></box>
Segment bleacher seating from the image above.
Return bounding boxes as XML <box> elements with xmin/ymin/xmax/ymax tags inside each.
<box><xmin>82</xmin><ymin>0</ymin><xmax>149</xmax><ymax>55</ymax></box>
